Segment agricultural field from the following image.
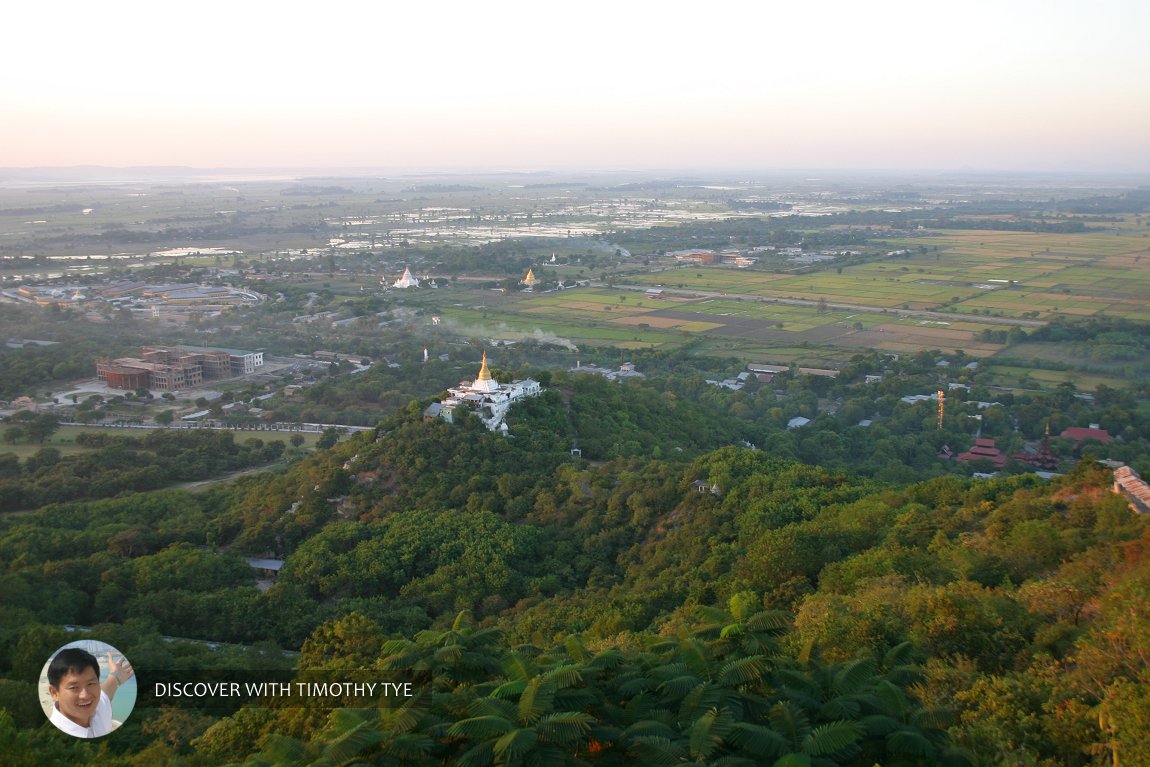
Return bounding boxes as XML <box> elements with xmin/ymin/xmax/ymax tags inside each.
<box><xmin>428</xmin><ymin>294</ymin><xmax>690</xmax><ymax>350</ymax></box>
<box><xmin>625</xmin><ymin>226</ymin><xmax>1150</xmax><ymax>322</ymax></box>
<box><xmin>892</xmin><ymin>228</ymin><xmax>1150</xmax><ymax>319</ymax></box>
<box><xmin>564</xmin><ymin>221</ymin><xmax>1150</xmax><ymax>367</ymax></box>
<box><xmin>980</xmin><ymin>365</ymin><xmax>1130</xmax><ymax>392</ymax></box>
<box><xmin>433</xmin><ymin>284</ymin><xmax>1018</xmax><ymax>360</ymax></box>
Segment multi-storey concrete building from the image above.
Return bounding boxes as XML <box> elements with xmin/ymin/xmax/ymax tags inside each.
<box><xmin>96</xmin><ymin>345</ymin><xmax>264</xmax><ymax>391</ymax></box>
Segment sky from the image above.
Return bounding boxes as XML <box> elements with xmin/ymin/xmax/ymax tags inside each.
<box><xmin>5</xmin><ymin>0</ymin><xmax>1149</xmax><ymax>173</ymax></box>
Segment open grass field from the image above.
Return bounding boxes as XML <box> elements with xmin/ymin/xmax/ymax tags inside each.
<box><xmin>982</xmin><ymin>365</ymin><xmax>1130</xmax><ymax>392</ymax></box>
<box><xmin>0</xmin><ymin>425</ymin><xmax>327</xmax><ymax>461</ymax></box>
<box><xmin>1003</xmin><ymin>341</ymin><xmax>1150</xmax><ymax>372</ymax></box>
<box><xmin>434</xmin><ymin>301</ymin><xmax>686</xmax><ymax>349</ymax></box>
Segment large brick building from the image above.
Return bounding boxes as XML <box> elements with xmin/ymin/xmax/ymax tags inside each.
<box><xmin>96</xmin><ymin>346</ymin><xmax>264</xmax><ymax>392</ymax></box>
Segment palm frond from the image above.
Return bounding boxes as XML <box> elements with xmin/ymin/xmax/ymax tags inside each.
<box><xmin>628</xmin><ymin>735</ymin><xmax>688</xmax><ymax>767</ymax></box>
<box><xmin>720</xmin><ymin>622</ymin><xmax>746</xmax><ymax>640</ymax></box>
<box><xmin>589</xmin><ymin>648</ymin><xmax>625</xmax><ymax>670</ymax></box>
<box><xmin>688</xmin><ymin>707</ymin><xmax>735</xmax><ymax>760</ymax></box>
<box><xmin>564</xmin><ymin>634</ymin><xmax>589</xmax><ymax>662</ymax></box>
<box><xmin>881</xmin><ymin>641</ymin><xmax>916</xmax><ymax>668</ymax></box>
<box><xmin>657</xmin><ymin>674</ymin><xmax>703</xmax><ymax>700</ymax></box>
<box><xmin>451</xmin><ymin>610</ymin><xmax>472</xmax><ymax>632</ymax></box>
<box><xmin>320</xmin><ymin>719</ymin><xmax>384</xmax><ymax>765</ymax></box>
<box><xmin>747</xmin><ymin>610</ymin><xmax>792</xmax><ymax>633</ymax></box>
<box><xmin>679</xmin><ymin>637</ymin><xmax>713</xmax><ymax>678</ymax></box>
<box><xmin>873</xmin><ymin>679</ymin><xmax>909</xmax><ymax>719</ymax></box>
<box><xmin>535</xmin><ymin>712</ymin><xmax>595</xmax><ymax>745</ymax></box>
<box><xmin>380</xmin><ymin>732</ymin><xmax>434</xmax><ymax>761</ymax></box>
<box><xmin>726</xmin><ymin>722</ymin><xmax>788</xmax><ymax>758</ymax></box>
<box><xmin>518</xmin><ymin>677</ymin><xmax>556</xmax><ymax>724</ymax></box>
<box><xmin>454</xmin><ymin>740</ymin><xmax>495</xmax><ymax>767</ymax></box>
<box><xmin>911</xmin><ymin>705</ymin><xmax>956</xmax><ymax>731</ymax></box>
<box><xmin>831</xmin><ymin>657</ymin><xmax>876</xmax><ymax>696</ymax></box>
<box><xmin>490</xmin><ymin>679</ymin><xmax>528</xmax><ymax>700</ymax></box>
<box><xmin>803</xmin><ymin>720</ymin><xmax>864</xmax><ymax>757</ymax></box>
<box><xmin>858</xmin><ymin>713</ymin><xmax>902</xmax><ymax>737</ymax></box>
<box><xmin>818</xmin><ymin>696</ymin><xmax>861</xmax><ymax>721</ymax></box>
<box><xmin>542</xmin><ymin>663</ymin><xmax>583</xmax><ymax>690</ymax></box>
<box><xmin>718</xmin><ymin>655</ymin><xmax>767</xmax><ymax>686</ymax></box>
<box><xmin>616</xmin><ymin>675</ymin><xmax>653</xmax><ymax>698</ymax></box>
<box><xmin>502</xmin><ymin>651</ymin><xmax>536</xmax><ymax>682</ymax></box>
<box><xmin>768</xmin><ymin>701</ymin><xmax>810</xmax><ymax>750</ymax></box>
<box><xmin>493</xmin><ymin>727</ymin><xmax>539</xmax><ymax>762</ymax></box>
<box><xmin>624</xmin><ymin>720</ymin><xmax>679</xmax><ymax>740</ymax></box>
<box><xmin>887</xmin><ymin>728</ymin><xmax>938</xmax><ymax>758</ymax></box>
<box><xmin>447</xmin><ymin>715</ymin><xmax>513</xmax><ymax>740</ymax></box>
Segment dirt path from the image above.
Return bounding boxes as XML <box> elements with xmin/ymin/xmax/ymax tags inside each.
<box><xmin>172</xmin><ymin>462</ymin><xmax>288</xmax><ymax>492</ymax></box>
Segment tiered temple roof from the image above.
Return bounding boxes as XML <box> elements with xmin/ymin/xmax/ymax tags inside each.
<box><xmin>1012</xmin><ymin>425</ymin><xmax>1060</xmax><ymax>470</ymax></box>
<box><xmin>956</xmin><ymin>437</ymin><xmax>1007</xmax><ymax>467</ymax></box>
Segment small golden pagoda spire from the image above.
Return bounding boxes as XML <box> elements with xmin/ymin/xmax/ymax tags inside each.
<box><xmin>477</xmin><ymin>351</ymin><xmax>493</xmax><ymax>381</ymax></box>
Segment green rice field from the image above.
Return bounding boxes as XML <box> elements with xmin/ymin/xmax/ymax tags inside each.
<box><xmin>433</xmin><ymin>223</ymin><xmax>1150</xmax><ymax>372</ymax></box>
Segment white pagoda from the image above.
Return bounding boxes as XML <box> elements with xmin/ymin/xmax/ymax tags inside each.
<box><xmin>392</xmin><ymin>266</ymin><xmax>420</xmax><ymax>289</ymax></box>
<box><xmin>426</xmin><ymin>351</ymin><xmax>541</xmax><ymax>432</ymax></box>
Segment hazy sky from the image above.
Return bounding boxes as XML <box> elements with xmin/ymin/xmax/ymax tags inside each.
<box><xmin>6</xmin><ymin>0</ymin><xmax>1149</xmax><ymax>172</ymax></box>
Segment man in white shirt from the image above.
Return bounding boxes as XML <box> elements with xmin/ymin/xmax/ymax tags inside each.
<box><xmin>46</xmin><ymin>648</ymin><xmax>133</xmax><ymax>738</ymax></box>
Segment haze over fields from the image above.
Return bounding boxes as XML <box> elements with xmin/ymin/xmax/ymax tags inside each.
<box><xmin>5</xmin><ymin>0</ymin><xmax>1149</xmax><ymax>173</ymax></box>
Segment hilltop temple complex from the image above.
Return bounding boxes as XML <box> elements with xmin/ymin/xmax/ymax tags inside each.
<box><xmin>425</xmin><ymin>352</ymin><xmax>541</xmax><ymax>433</ymax></box>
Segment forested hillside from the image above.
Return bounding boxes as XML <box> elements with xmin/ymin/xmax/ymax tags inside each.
<box><xmin>1</xmin><ymin>381</ymin><xmax>1148</xmax><ymax>765</ymax></box>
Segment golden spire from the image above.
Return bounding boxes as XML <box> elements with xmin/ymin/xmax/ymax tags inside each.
<box><xmin>477</xmin><ymin>351</ymin><xmax>493</xmax><ymax>381</ymax></box>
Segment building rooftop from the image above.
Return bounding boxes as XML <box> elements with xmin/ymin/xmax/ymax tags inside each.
<box><xmin>1061</xmin><ymin>426</ymin><xmax>1113</xmax><ymax>444</ymax></box>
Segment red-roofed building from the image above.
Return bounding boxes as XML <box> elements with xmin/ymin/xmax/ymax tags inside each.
<box><xmin>1060</xmin><ymin>426</ymin><xmax>1113</xmax><ymax>444</ymax></box>
<box><xmin>957</xmin><ymin>437</ymin><xmax>1007</xmax><ymax>467</ymax></box>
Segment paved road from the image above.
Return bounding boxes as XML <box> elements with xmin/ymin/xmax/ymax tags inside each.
<box><xmin>59</xmin><ymin>421</ymin><xmax>374</xmax><ymax>433</ymax></box>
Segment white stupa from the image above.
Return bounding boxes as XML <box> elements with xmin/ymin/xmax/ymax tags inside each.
<box><xmin>426</xmin><ymin>350</ymin><xmax>541</xmax><ymax>432</ymax></box>
<box><xmin>471</xmin><ymin>351</ymin><xmax>500</xmax><ymax>393</ymax></box>
<box><xmin>392</xmin><ymin>266</ymin><xmax>420</xmax><ymax>289</ymax></box>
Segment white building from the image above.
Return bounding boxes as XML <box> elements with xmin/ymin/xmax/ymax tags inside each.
<box><xmin>428</xmin><ymin>352</ymin><xmax>541</xmax><ymax>432</ymax></box>
<box><xmin>391</xmin><ymin>266</ymin><xmax>420</xmax><ymax>289</ymax></box>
